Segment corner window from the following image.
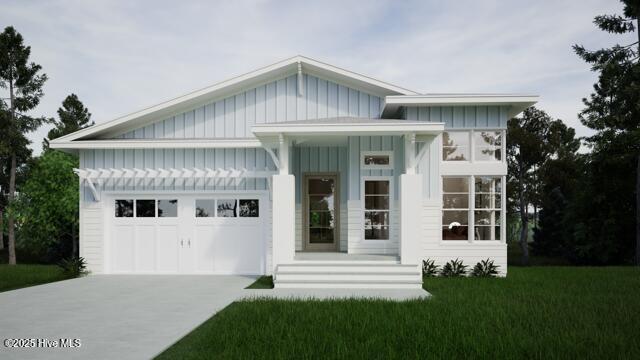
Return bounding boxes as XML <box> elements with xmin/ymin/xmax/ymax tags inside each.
<box><xmin>442</xmin><ymin>177</ymin><xmax>469</xmax><ymax>240</ymax></box>
<box><xmin>361</xmin><ymin>151</ymin><xmax>393</xmax><ymax>170</ymax></box>
<box><xmin>136</xmin><ymin>200</ymin><xmax>156</xmax><ymax>217</ymax></box>
<box><xmin>364</xmin><ymin>179</ymin><xmax>391</xmax><ymax>240</ymax></box>
<box><xmin>474</xmin><ymin>177</ymin><xmax>501</xmax><ymax>240</ymax></box>
<box><xmin>474</xmin><ymin>131</ymin><xmax>502</xmax><ymax>161</ymax></box>
<box><xmin>115</xmin><ymin>200</ymin><xmax>134</xmax><ymax>217</ymax></box>
<box><xmin>442</xmin><ymin>132</ymin><xmax>470</xmax><ymax>161</ymax></box>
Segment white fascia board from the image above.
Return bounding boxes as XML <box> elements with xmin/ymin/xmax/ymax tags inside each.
<box><xmin>54</xmin><ymin>55</ymin><xmax>417</xmax><ymax>142</ymax></box>
<box><xmin>49</xmin><ymin>138</ymin><xmax>262</xmax><ymax>150</ymax></box>
<box><xmin>382</xmin><ymin>94</ymin><xmax>539</xmax><ymax>118</ymax></box>
<box><xmin>252</xmin><ymin>122</ymin><xmax>445</xmax><ymax>136</ymax></box>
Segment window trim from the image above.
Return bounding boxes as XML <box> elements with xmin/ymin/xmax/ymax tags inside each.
<box><xmin>361</xmin><ymin>151</ymin><xmax>394</xmax><ymax>170</ymax></box>
<box><xmin>361</xmin><ymin>176</ymin><xmax>394</xmax><ymax>242</ymax></box>
<box><xmin>441</xmin><ymin>175</ymin><xmax>505</xmax><ymax>244</ymax></box>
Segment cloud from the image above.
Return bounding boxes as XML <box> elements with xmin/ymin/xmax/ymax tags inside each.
<box><xmin>0</xmin><ymin>0</ymin><xmax>635</xmax><ymax>154</ymax></box>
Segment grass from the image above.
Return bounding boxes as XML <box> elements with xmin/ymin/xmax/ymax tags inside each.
<box><xmin>0</xmin><ymin>264</ymin><xmax>71</xmax><ymax>293</ymax></box>
<box><xmin>157</xmin><ymin>267</ymin><xmax>640</xmax><ymax>359</ymax></box>
<box><xmin>245</xmin><ymin>276</ymin><xmax>274</xmax><ymax>289</ymax></box>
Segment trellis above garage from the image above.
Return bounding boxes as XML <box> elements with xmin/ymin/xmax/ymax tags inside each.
<box><xmin>74</xmin><ymin>167</ymin><xmax>277</xmax><ymax>201</ymax></box>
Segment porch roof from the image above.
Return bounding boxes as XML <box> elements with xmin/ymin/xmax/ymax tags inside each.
<box><xmin>251</xmin><ymin>117</ymin><xmax>444</xmax><ymax>137</ymax></box>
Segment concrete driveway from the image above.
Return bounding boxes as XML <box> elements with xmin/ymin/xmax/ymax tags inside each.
<box><xmin>0</xmin><ymin>275</ymin><xmax>256</xmax><ymax>360</ymax></box>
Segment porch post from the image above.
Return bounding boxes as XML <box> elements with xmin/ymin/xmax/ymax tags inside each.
<box><xmin>272</xmin><ymin>135</ymin><xmax>295</xmax><ymax>272</ymax></box>
<box><xmin>400</xmin><ymin>133</ymin><xmax>422</xmax><ymax>265</ymax></box>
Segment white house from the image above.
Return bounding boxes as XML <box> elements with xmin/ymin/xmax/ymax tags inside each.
<box><xmin>51</xmin><ymin>56</ymin><xmax>537</xmax><ymax>288</ymax></box>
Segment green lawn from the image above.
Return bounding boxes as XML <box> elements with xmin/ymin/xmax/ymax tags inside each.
<box><xmin>0</xmin><ymin>264</ymin><xmax>71</xmax><ymax>292</ymax></box>
<box><xmin>157</xmin><ymin>267</ymin><xmax>640</xmax><ymax>359</ymax></box>
<box><xmin>245</xmin><ymin>276</ymin><xmax>274</xmax><ymax>289</ymax></box>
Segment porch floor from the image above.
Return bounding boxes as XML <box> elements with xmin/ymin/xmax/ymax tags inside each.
<box><xmin>294</xmin><ymin>252</ymin><xmax>400</xmax><ymax>262</ymax></box>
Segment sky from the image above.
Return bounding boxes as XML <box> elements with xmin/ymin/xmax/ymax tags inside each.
<box><xmin>1</xmin><ymin>0</ymin><xmax>637</xmax><ymax>155</ymax></box>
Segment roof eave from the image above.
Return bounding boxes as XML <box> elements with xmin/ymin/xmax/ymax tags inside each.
<box><xmin>381</xmin><ymin>95</ymin><xmax>539</xmax><ymax>118</ymax></box>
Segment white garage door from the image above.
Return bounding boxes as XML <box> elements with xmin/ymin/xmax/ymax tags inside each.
<box><xmin>107</xmin><ymin>194</ymin><xmax>265</xmax><ymax>275</ymax></box>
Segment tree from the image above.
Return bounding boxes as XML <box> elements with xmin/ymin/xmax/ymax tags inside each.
<box><xmin>0</xmin><ymin>26</ymin><xmax>49</xmax><ymax>264</ymax></box>
<box><xmin>11</xmin><ymin>150</ymin><xmax>78</xmax><ymax>261</ymax></box>
<box><xmin>573</xmin><ymin>0</ymin><xmax>640</xmax><ymax>265</ymax></box>
<box><xmin>43</xmin><ymin>93</ymin><xmax>93</xmax><ymax>149</ymax></box>
<box><xmin>507</xmin><ymin>107</ymin><xmax>577</xmax><ymax>265</ymax></box>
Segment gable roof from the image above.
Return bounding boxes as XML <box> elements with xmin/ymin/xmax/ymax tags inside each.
<box><xmin>50</xmin><ymin>55</ymin><xmax>419</xmax><ymax>143</ymax></box>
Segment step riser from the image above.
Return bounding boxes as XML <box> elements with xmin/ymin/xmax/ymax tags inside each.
<box><xmin>276</xmin><ymin>274</ymin><xmax>422</xmax><ymax>282</ymax></box>
<box><xmin>277</xmin><ymin>265</ymin><xmax>420</xmax><ymax>273</ymax></box>
<box><xmin>274</xmin><ymin>282</ymin><xmax>423</xmax><ymax>289</ymax></box>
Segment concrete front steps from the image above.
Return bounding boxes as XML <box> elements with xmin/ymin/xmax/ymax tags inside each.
<box><xmin>274</xmin><ymin>261</ymin><xmax>423</xmax><ymax>289</ymax></box>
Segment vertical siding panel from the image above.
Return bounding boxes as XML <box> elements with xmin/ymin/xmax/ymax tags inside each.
<box><xmin>431</xmin><ymin>106</ymin><xmax>442</xmax><ymax>123</ymax></box>
<box><xmin>255</xmin><ymin>149</ymin><xmax>266</xmax><ymax>190</ymax></box>
<box><xmin>348</xmin><ymin>89</ymin><xmax>359</xmax><ymax>116</ymax></box>
<box><xmin>214</xmin><ymin>100</ymin><xmax>225</xmax><ymax>137</ymax></box>
<box><xmin>487</xmin><ymin>106</ymin><xmax>499</xmax><ymax>127</ymax></box>
<box><xmin>266</xmin><ymin>81</ymin><xmax>276</xmax><ymax>123</ymax></box>
<box><xmin>370</xmin><ymin>96</ymin><xmax>380</xmax><ymax>118</ymax></box>
<box><xmin>194</xmin><ymin>149</ymin><xmax>204</xmax><ymax>190</ymax></box>
<box><xmin>184</xmin><ymin>149</ymin><xmax>195</xmax><ymax>189</ymax></box>
<box><xmin>338</xmin><ymin>147</ymin><xmax>348</xmax><ymax>201</ymax></box>
<box><xmin>382</xmin><ymin>136</ymin><xmax>393</xmax><ymax>177</ymax></box>
<box><xmin>499</xmin><ymin>106</ymin><xmax>508</xmax><ymax>127</ymax></box>
<box><xmin>338</xmin><ymin>85</ymin><xmax>349</xmax><ymax>116</ymax></box>
<box><xmin>165</xmin><ymin>117</ymin><xmax>175</xmax><ymax>139</ymax></box>
<box><xmin>235</xmin><ymin>93</ymin><xmax>245</xmax><ymax>138</ymax></box>
<box><xmin>134</xmin><ymin>127</ymin><xmax>143</xmax><ymax>139</ymax></box>
<box><xmin>224</xmin><ymin>97</ymin><xmax>235</xmax><ymax>137</ymax></box>
<box><xmin>359</xmin><ymin>92</ymin><xmax>369</xmax><ymax>118</ymax></box>
<box><xmin>309</xmin><ymin>147</ymin><xmax>319</xmax><ymax>172</ymax></box>
<box><xmin>184</xmin><ymin>110</ymin><xmax>195</xmax><ymax>138</ymax></box>
<box><xmin>477</xmin><ymin>106</ymin><xmax>488</xmax><ymax>127</ymax></box>
<box><xmin>442</xmin><ymin>107</ymin><xmax>453</xmax><ymax>128</ymax></box>
<box><xmin>406</xmin><ymin>107</ymin><xmax>418</xmax><ymax>121</ymax></box>
<box><xmin>296</xmin><ymin>76</ymin><xmax>307</xmax><ymax>120</ymax></box>
<box><xmin>214</xmin><ymin>149</ymin><xmax>225</xmax><ymax>191</ymax></box>
<box><xmin>154</xmin><ymin>119</ymin><xmax>164</xmax><ymax>139</ymax></box>
<box><xmin>464</xmin><ymin>106</ymin><xmax>476</xmax><ymax>128</ymax></box>
<box><xmin>246</xmin><ymin>148</ymin><xmax>256</xmax><ymax>190</ymax></box>
<box><xmin>327</xmin><ymin>82</ymin><xmax>338</xmax><ymax>118</ymax></box>
<box><xmin>174</xmin><ymin>149</ymin><xmax>184</xmax><ymax>190</ymax></box>
<box><xmin>256</xmin><ymin>85</ymin><xmax>266</xmax><ymax>125</ymax></box>
<box><xmin>245</xmin><ymin>89</ymin><xmax>256</xmax><ymax>137</ymax></box>
<box><xmin>276</xmin><ymin>78</ymin><xmax>286</xmax><ymax>123</ymax></box>
<box><xmin>154</xmin><ymin>149</ymin><xmax>164</xmax><ymax>189</ymax></box>
<box><xmin>204</xmin><ymin>149</ymin><xmax>214</xmax><ymax>190</ymax></box>
<box><xmin>163</xmin><ymin>149</ymin><xmax>174</xmax><ymax>191</ymax></box>
<box><xmin>418</xmin><ymin>107</ymin><xmax>429</xmax><ymax>121</ymax></box>
<box><xmin>307</xmin><ymin>76</ymin><xmax>318</xmax><ymax>119</ymax></box>
<box><xmin>317</xmin><ymin>78</ymin><xmax>328</xmax><ymax>118</ymax></box>
<box><xmin>175</xmin><ymin>113</ymin><xmax>185</xmax><ymax>138</ymax></box>
<box><xmin>452</xmin><ymin>107</ymin><xmax>464</xmax><ymax>128</ymax></box>
<box><xmin>286</xmin><ymin>75</ymin><xmax>297</xmax><ymax>122</ymax></box>
<box><xmin>204</xmin><ymin>103</ymin><xmax>215</xmax><ymax>137</ymax></box>
<box><xmin>223</xmin><ymin>149</ymin><xmax>235</xmax><ymax>190</ymax></box>
<box><xmin>348</xmin><ymin>137</ymin><xmax>360</xmax><ymax>200</ymax></box>
<box><xmin>319</xmin><ymin>147</ymin><xmax>328</xmax><ymax>172</ymax></box>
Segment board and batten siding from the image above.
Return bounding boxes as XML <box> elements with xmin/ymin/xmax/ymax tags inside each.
<box><xmin>78</xmin><ymin>148</ymin><xmax>277</xmax><ymax>203</ymax></box>
<box><xmin>117</xmin><ymin>74</ymin><xmax>384</xmax><ymax>139</ymax></box>
<box><xmin>404</xmin><ymin>105</ymin><xmax>509</xmax><ymax>128</ymax></box>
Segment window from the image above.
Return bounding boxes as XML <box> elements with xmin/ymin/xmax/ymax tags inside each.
<box><xmin>115</xmin><ymin>200</ymin><xmax>134</xmax><ymax>217</ymax></box>
<box><xmin>442</xmin><ymin>177</ymin><xmax>469</xmax><ymax>240</ymax></box>
<box><xmin>158</xmin><ymin>200</ymin><xmax>178</xmax><ymax>217</ymax></box>
<box><xmin>442</xmin><ymin>132</ymin><xmax>469</xmax><ymax>161</ymax></box>
<box><xmin>361</xmin><ymin>151</ymin><xmax>393</xmax><ymax>170</ymax></box>
<box><xmin>217</xmin><ymin>199</ymin><xmax>237</xmax><ymax>217</ymax></box>
<box><xmin>364</xmin><ymin>179</ymin><xmax>390</xmax><ymax>240</ymax></box>
<box><xmin>136</xmin><ymin>200</ymin><xmax>155</xmax><ymax>217</ymax></box>
<box><xmin>474</xmin><ymin>131</ymin><xmax>502</xmax><ymax>161</ymax></box>
<box><xmin>239</xmin><ymin>199</ymin><xmax>259</xmax><ymax>217</ymax></box>
<box><xmin>474</xmin><ymin>177</ymin><xmax>501</xmax><ymax>240</ymax></box>
<box><xmin>196</xmin><ymin>200</ymin><xmax>216</xmax><ymax>217</ymax></box>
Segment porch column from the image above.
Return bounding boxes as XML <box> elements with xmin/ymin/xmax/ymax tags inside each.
<box><xmin>272</xmin><ymin>134</ymin><xmax>295</xmax><ymax>272</ymax></box>
<box><xmin>400</xmin><ymin>133</ymin><xmax>422</xmax><ymax>264</ymax></box>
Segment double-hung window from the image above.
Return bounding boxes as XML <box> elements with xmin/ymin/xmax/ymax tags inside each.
<box><xmin>474</xmin><ymin>177</ymin><xmax>501</xmax><ymax>240</ymax></box>
<box><xmin>442</xmin><ymin>177</ymin><xmax>470</xmax><ymax>240</ymax></box>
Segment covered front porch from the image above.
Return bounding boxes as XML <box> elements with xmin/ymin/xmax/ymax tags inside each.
<box><xmin>253</xmin><ymin>117</ymin><xmax>444</xmax><ymax>278</ymax></box>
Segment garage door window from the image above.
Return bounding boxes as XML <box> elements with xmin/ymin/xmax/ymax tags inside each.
<box><xmin>115</xmin><ymin>200</ymin><xmax>134</xmax><ymax>217</ymax></box>
<box><xmin>136</xmin><ymin>200</ymin><xmax>156</xmax><ymax>217</ymax></box>
<box><xmin>158</xmin><ymin>200</ymin><xmax>178</xmax><ymax>217</ymax></box>
<box><xmin>217</xmin><ymin>199</ymin><xmax>237</xmax><ymax>217</ymax></box>
<box><xmin>239</xmin><ymin>199</ymin><xmax>259</xmax><ymax>217</ymax></box>
<box><xmin>196</xmin><ymin>200</ymin><xmax>216</xmax><ymax>217</ymax></box>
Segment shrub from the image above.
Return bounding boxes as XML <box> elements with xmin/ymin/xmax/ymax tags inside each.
<box><xmin>422</xmin><ymin>259</ymin><xmax>440</xmax><ymax>277</ymax></box>
<box><xmin>58</xmin><ymin>257</ymin><xmax>88</xmax><ymax>277</ymax></box>
<box><xmin>471</xmin><ymin>259</ymin><xmax>500</xmax><ymax>277</ymax></box>
<box><xmin>440</xmin><ymin>258</ymin><xmax>468</xmax><ymax>277</ymax></box>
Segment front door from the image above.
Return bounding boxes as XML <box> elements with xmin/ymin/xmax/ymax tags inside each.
<box><xmin>303</xmin><ymin>173</ymin><xmax>339</xmax><ymax>251</ymax></box>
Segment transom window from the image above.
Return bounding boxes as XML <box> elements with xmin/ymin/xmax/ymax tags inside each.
<box><xmin>361</xmin><ymin>151</ymin><xmax>393</xmax><ymax>170</ymax></box>
<box><xmin>363</xmin><ymin>179</ymin><xmax>391</xmax><ymax>240</ymax></box>
<box><xmin>442</xmin><ymin>130</ymin><xmax>505</xmax><ymax>162</ymax></box>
